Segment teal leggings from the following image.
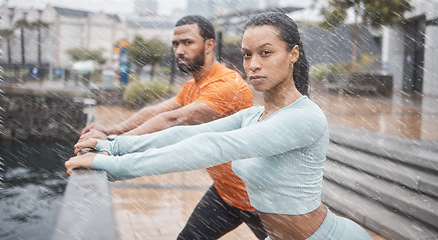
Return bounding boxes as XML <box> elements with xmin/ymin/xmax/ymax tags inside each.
<box><xmin>265</xmin><ymin>208</ymin><xmax>372</xmax><ymax>240</ymax></box>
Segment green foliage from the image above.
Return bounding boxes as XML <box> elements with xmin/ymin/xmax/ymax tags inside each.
<box><xmin>316</xmin><ymin>0</ymin><xmax>413</xmax><ymax>72</ymax></box>
<box><xmin>14</xmin><ymin>19</ymin><xmax>29</xmax><ymax>28</ymax></box>
<box><xmin>310</xmin><ymin>53</ymin><xmax>379</xmax><ymax>80</ymax></box>
<box><xmin>66</xmin><ymin>48</ymin><xmax>107</xmax><ymax>65</ymax></box>
<box><xmin>128</xmin><ymin>36</ymin><xmax>148</xmax><ymax>66</ymax></box>
<box><xmin>124</xmin><ymin>79</ymin><xmax>172</xmax><ymax>107</ymax></box>
<box><xmin>0</xmin><ymin>29</ymin><xmax>14</xmax><ymax>38</ymax></box>
<box><xmin>319</xmin><ymin>0</ymin><xmax>413</xmax><ymax>29</ymax></box>
<box><xmin>90</xmin><ymin>72</ymin><xmax>102</xmax><ymax>83</ymax></box>
<box><xmin>128</xmin><ymin>36</ymin><xmax>169</xmax><ymax>67</ymax></box>
<box><xmin>319</xmin><ymin>4</ymin><xmax>349</xmax><ymax>30</ymax></box>
<box><xmin>155</xmin><ymin>66</ymin><xmax>171</xmax><ymax>76</ymax></box>
<box><xmin>364</xmin><ymin>0</ymin><xmax>414</xmax><ymax>26</ymax></box>
<box><xmin>223</xmin><ymin>36</ymin><xmax>241</xmax><ymax>46</ymax></box>
<box><xmin>29</xmin><ymin>20</ymin><xmax>49</xmax><ymax>30</ymax></box>
<box><xmin>145</xmin><ymin>38</ymin><xmax>170</xmax><ymax>64</ymax></box>
<box><xmin>310</xmin><ymin>64</ymin><xmax>336</xmax><ymax>81</ymax></box>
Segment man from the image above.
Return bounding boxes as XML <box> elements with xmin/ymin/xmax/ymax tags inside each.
<box><xmin>79</xmin><ymin>15</ymin><xmax>267</xmax><ymax>240</ymax></box>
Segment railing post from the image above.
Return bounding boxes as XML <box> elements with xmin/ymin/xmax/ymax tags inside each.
<box><xmin>51</xmin><ymin>169</ymin><xmax>118</xmax><ymax>240</ymax></box>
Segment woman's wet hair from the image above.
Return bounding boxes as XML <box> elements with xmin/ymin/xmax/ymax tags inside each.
<box><xmin>243</xmin><ymin>12</ymin><xmax>310</xmax><ymax>96</ymax></box>
<box><xmin>175</xmin><ymin>15</ymin><xmax>215</xmax><ymax>41</ymax></box>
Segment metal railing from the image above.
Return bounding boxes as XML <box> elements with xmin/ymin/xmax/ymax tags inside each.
<box><xmin>51</xmin><ymin>169</ymin><xmax>118</xmax><ymax>240</ymax></box>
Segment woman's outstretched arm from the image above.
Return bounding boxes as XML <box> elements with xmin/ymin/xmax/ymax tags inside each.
<box><xmin>67</xmin><ymin>102</ymin><xmax>327</xmax><ymax>181</ymax></box>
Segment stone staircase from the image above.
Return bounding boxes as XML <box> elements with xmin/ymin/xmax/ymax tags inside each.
<box><xmin>322</xmin><ymin>123</ymin><xmax>438</xmax><ymax>240</ymax></box>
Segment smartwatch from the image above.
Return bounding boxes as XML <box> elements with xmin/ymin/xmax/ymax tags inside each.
<box><xmin>107</xmin><ymin>134</ymin><xmax>118</xmax><ymax>141</ymax></box>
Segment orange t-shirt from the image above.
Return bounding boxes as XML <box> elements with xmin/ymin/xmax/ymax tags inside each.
<box><xmin>174</xmin><ymin>63</ymin><xmax>255</xmax><ymax>211</ymax></box>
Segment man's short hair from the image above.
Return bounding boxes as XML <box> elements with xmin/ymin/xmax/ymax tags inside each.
<box><xmin>175</xmin><ymin>15</ymin><xmax>215</xmax><ymax>40</ymax></box>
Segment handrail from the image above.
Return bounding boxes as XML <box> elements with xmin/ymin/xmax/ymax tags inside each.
<box><xmin>51</xmin><ymin>168</ymin><xmax>118</xmax><ymax>240</ymax></box>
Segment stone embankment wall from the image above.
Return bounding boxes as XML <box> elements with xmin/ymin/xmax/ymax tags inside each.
<box><xmin>0</xmin><ymin>86</ymin><xmax>88</xmax><ymax>141</ymax></box>
<box><xmin>91</xmin><ymin>88</ymin><xmax>125</xmax><ymax>106</ymax></box>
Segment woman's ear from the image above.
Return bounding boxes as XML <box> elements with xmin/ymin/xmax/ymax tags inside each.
<box><xmin>289</xmin><ymin>45</ymin><xmax>300</xmax><ymax>64</ymax></box>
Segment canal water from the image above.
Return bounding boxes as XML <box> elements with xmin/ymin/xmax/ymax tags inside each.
<box><xmin>0</xmin><ymin>140</ymin><xmax>74</xmax><ymax>240</ymax></box>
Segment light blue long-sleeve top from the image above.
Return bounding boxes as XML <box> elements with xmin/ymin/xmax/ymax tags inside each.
<box><xmin>93</xmin><ymin>96</ymin><xmax>329</xmax><ymax>215</ymax></box>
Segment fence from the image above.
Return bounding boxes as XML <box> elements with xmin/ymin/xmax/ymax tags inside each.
<box><xmin>51</xmin><ymin>169</ymin><xmax>118</xmax><ymax>240</ymax></box>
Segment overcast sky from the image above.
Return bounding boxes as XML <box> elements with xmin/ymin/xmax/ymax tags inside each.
<box><xmin>4</xmin><ymin>0</ymin><xmax>185</xmax><ymax>16</ymax></box>
<box><xmin>4</xmin><ymin>0</ymin><xmax>316</xmax><ymax>17</ymax></box>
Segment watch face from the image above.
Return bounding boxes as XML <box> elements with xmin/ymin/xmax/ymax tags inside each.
<box><xmin>108</xmin><ymin>134</ymin><xmax>118</xmax><ymax>141</ymax></box>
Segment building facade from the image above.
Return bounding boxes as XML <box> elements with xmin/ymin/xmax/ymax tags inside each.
<box><xmin>382</xmin><ymin>0</ymin><xmax>438</xmax><ymax>97</ymax></box>
<box><xmin>0</xmin><ymin>3</ymin><xmax>175</xmax><ymax>71</ymax></box>
<box><xmin>186</xmin><ymin>0</ymin><xmax>261</xmax><ymax>18</ymax></box>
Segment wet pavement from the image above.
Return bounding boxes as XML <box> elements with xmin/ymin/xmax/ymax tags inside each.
<box><xmin>93</xmin><ymin>88</ymin><xmax>437</xmax><ymax>240</ymax></box>
<box><xmin>312</xmin><ymin>89</ymin><xmax>438</xmax><ymax>141</ymax></box>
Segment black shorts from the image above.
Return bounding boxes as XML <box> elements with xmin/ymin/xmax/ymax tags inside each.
<box><xmin>177</xmin><ymin>185</ymin><xmax>267</xmax><ymax>240</ymax></box>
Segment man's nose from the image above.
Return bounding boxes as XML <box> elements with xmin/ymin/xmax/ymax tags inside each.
<box><xmin>174</xmin><ymin>45</ymin><xmax>185</xmax><ymax>56</ymax></box>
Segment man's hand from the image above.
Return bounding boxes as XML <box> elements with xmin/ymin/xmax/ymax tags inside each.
<box><xmin>81</xmin><ymin>123</ymin><xmax>107</xmax><ymax>135</ymax></box>
<box><xmin>74</xmin><ymin>138</ymin><xmax>98</xmax><ymax>156</ymax></box>
<box><xmin>65</xmin><ymin>152</ymin><xmax>96</xmax><ymax>175</ymax></box>
<box><xmin>78</xmin><ymin>129</ymin><xmax>108</xmax><ymax>143</ymax></box>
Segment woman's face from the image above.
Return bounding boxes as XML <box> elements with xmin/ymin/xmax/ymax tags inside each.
<box><xmin>241</xmin><ymin>25</ymin><xmax>299</xmax><ymax>92</ymax></box>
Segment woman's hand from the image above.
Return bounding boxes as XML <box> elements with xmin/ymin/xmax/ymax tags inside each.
<box><xmin>65</xmin><ymin>152</ymin><xmax>95</xmax><ymax>175</ymax></box>
<box><xmin>78</xmin><ymin>129</ymin><xmax>108</xmax><ymax>143</ymax></box>
<box><xmin>74</xmin><ymin>138</ymin><xmax>98</xmax><ymax>155</ymax></box>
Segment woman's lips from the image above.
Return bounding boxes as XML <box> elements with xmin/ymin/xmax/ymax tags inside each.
<box><xmin>249</xmin><ymin>75</ymin><xmax>265</xmax><ymax>84</ymax></box>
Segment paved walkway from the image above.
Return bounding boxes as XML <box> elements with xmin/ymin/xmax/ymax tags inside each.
<box><xmin>93</xmin><ymin>88</ymin><xmax>437</xmax><ymax>240</ymax></box>
<box><xmin>311</xmin><ymin>89</ymin><xmax>438</xmax><ymax>141</ymax></box>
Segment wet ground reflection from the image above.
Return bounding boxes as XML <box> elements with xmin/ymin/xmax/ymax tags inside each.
<box><xmin>311</xmin><ymin>90</ymin><xmax>438</xmax><ymax>141</ymax></box>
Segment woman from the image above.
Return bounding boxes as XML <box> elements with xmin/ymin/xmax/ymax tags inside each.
<box><xmin>66</xmin><ymin>13</ymin><xmax>372</xmax><ymax>240</ymax></box>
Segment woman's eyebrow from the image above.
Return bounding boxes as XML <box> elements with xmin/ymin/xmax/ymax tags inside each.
<box><xmin>242</xmin><ymin>43</ymin><xmax>272</xmax><ymax>51</ymax></box>
<box><xmin>258</xmin><ymin>43</ymin><xmax>272</xmax><ymax>48</ymax></box>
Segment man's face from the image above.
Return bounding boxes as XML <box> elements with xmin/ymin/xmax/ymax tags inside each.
<box><xmin>172</xmin><ymin>23</ymin><xmax>206</xmax><ymax>73</ymax></box>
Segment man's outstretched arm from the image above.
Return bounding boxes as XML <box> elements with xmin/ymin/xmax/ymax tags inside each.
<box><xmin>123</xmin><ymin>101</ymin><xmax>220</xmax><ymax>136</ymax></box>
<box><xmin>108</xmin><ymin>98</ymin><xmax>183</xmax><ymax>135</ymax></box>
<box><xmin>79</xmin><ymin>98</ymin><xmax>182</xmax><ymax>141</ymax></box>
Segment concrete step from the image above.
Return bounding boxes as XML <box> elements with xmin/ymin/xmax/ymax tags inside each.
<box><xmin>329</xmin><ymin>123</ymin><xmax>438</xmax><ymax>173</ymax></box>
<box><xmin>324</xmin><ymin>124</ymin><xmax>438</xmax><ymax>239</ymax></box>
<box><xmin>322</xmin><ymin>180</ymin><xmax>438</xmax><ymax>240</ymax></box>
<box><xmin>327</xmin><ymin>142</ymin><xmax>438</xmax><ymax>198</ymax></box>
<box><xmin>329</xmin><ymin>123</ymin><xmax>438</xmax><ymax>153</ymax></box>
<box><xmin>323</xmin><ymin>160</ymin><xmax>438</xmax><ymax>229</ymax></box>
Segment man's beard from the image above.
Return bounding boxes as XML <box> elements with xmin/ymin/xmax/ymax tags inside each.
<box><xmin>176</xmin><ymin>47</ymin><xmax>205</xmax><ymax>73</ymax></box>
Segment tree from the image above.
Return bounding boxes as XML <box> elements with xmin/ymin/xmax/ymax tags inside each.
<box><xmin>318</xmin><ymin>0</ymin><xmax>413</xmax><ymax>72</ymax></box>
<box><xmin>128</xmin><ymin>36</ymin><xmax>169</xmax><ymax>80</ymax></box>
<box><xmin>66</xmin><ymin>47</ymin><xmax>107</xmax><ymax>65</ymax></box>
<box><xmin>0</xmin><ymin>29</ymin><xmax>14</xmax><ymax>64</ymax></box>
<box><xmin>29</xmin><ymin>20</ymin><xmax>49</xmax><ymax>67</ymax></box>
<box><xmin>127</xmin><ymin>35</ymin><xmax>148</xmax><ymax>72</ymax></box>
<box><xmin>14</xmin><ymin>19</ymin><xmax>29</xmax><ymax>65</ymax></box>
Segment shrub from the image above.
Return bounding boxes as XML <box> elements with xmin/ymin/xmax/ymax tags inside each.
<box><xmin>155</xmin><ymin>66</ymin><xmax>171</xmax><ymax>76</ymax></box>
<box><xmin>310</xmin><ymin>64</ymin><xmax>334</xmax><ymax>82</ymax></box>
<box><xmin>310</xmin><ymin>53</ymin><xmax>380</xmax><ymax>81</ymax></box>
<box><xmin>90</xmin><ymin>71</ymin><xmax>102</xmax><ymax>83</ymax></box>
<box><xmin>124</xmin><ymin>79</ymin><xmax>171</xmax><ymax>107</ymax></box>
